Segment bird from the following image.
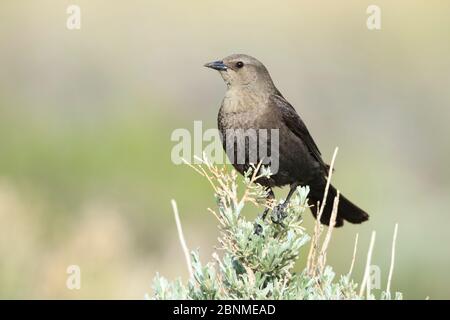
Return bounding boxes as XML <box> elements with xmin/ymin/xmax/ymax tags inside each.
<box><xmin>204</xmin><ymin>54</ymin><xmax>369</xmax><ymax>227</ymax></box>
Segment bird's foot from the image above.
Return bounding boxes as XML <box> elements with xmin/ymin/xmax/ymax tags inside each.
<box><xmin>270</xmin><ymin>203</ymin><xmax>288</xmax><ymax>226</ymax></box>
<box><xmin>253</xmin><ymin>207</ymin><xmax>270</xmax><ymax>235</ymax></box>
<box><xmin>253</xmin><ymin>223</ymin><xmax>263</xmax><ymax>235</ymax></box>
<box><xmin>254</xmin><ymin>203</ymin><xmax>289</xmax><ymax>234</ymax></box>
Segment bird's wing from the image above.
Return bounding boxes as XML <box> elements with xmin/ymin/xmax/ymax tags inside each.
<box><xmin>270</xmin><ymin>94</ymin><xmax>330</xmax><ymax>173</ymax></box>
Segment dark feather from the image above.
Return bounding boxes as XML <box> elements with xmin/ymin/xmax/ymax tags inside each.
<box><xmin>270</xmin><ymin>94</ymin><xmax>330</xmax><ymax>173</ymax></box>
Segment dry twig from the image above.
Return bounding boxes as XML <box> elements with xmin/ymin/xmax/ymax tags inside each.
<box><xmin>386</xmin><ymin>223</ymin><xmax>399</xmax><ymax>294</ymax></box>
<box><xmin>171</xmin><ymin>199</ymin><xmax>194</xmax><ymax>279</ymax></box>
<box><xmin>359</xmin><ymin>231</ymin><xmax>376</xmax><ymax>298</ymax></box>
<box><xmin>306</xmin><ymin>147</ymin><xmax>339</xmax><ymax>276</ymax></box>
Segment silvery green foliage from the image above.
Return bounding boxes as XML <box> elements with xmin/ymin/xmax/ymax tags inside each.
<box><xmin>151</xmin><ymin>163</ymin><xmax>402</xmax><ymax>300</ymax></box>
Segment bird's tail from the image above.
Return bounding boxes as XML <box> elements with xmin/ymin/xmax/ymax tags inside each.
<box><xmin>308</xmin><ymin>184</ymin><xmax>369</xmax><ymax>227</ymax></box>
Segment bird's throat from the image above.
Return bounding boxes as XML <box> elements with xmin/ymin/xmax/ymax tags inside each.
<box><xmin>222</xmin><ymin>87</ymin><xmax>269</xmax><ymax>114</ymax></box>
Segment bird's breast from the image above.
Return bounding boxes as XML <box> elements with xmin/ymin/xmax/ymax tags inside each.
<box><xmin>218</xmin><ymin>93</ymin><xmax>275</xmax><ymax>131</ymax></box>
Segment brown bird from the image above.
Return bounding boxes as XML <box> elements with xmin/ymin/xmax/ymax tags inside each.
<box><xmin>204</xmin><ymin>54</ymin><xmax>369</xmax><ymax>227</ymax></box>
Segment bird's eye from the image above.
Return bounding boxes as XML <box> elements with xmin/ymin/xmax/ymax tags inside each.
<box><xmin>235</xmin><ymin>61</ymin><xmax>244</xmax><ymax>69</ymax></box>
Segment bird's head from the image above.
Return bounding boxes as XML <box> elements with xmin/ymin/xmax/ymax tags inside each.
<box><xmin>204</xmin><ymin>54</ymin><xmax>275</xmax><ymax>91</ymax></box>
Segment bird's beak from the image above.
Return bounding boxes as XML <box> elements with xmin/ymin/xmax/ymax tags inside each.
<box><xmin>204</xmin><ymin>60</ymin><xmax>228</xmax><ymax>71</ymax></box>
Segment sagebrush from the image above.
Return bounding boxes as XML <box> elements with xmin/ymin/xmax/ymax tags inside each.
<box><xmin>150</xmin><ymin>156</ymin><xmax>401</xmax><ymax>300</ymax></box>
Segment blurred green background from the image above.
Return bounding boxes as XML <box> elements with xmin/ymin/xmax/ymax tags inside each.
<box><xmin>0</xmin><ymin>1</ymin><xmax>449</xmax><ymax>299</ymax></box>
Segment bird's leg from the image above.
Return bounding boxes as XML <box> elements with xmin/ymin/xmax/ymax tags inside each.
<box><xmin>271</xmin><ymin>182</ymin><xmax>300</xmax><ymax>224</ymax></box>
<box><xmin>254</xmin><ymin>188</ymin><xmax>274</xmax><ymax>235</ymax></box>
<box><xmin>260</xmin><ymin>188</ymin><xmax>275</xmax><ymax>220</ymax></box>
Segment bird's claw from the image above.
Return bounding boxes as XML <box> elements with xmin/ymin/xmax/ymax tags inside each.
<box><xmin>270</xmin><ymin>203</ymin><xmax>288</xmax><ymax>225</ymax></box>
<box><xmin>253</xmin><ymin>223</ymin><xmax>263</xmax><ymax>235</ymax></box>
<box><xmin>253</xmin><ymin>207</ymin><xmax>270</xmax><ymax>235</ymax></box>
<box><xmin>254</xmin><ymin>204</ymin><xmax>288</xmax><ymax>234</ymax></box>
